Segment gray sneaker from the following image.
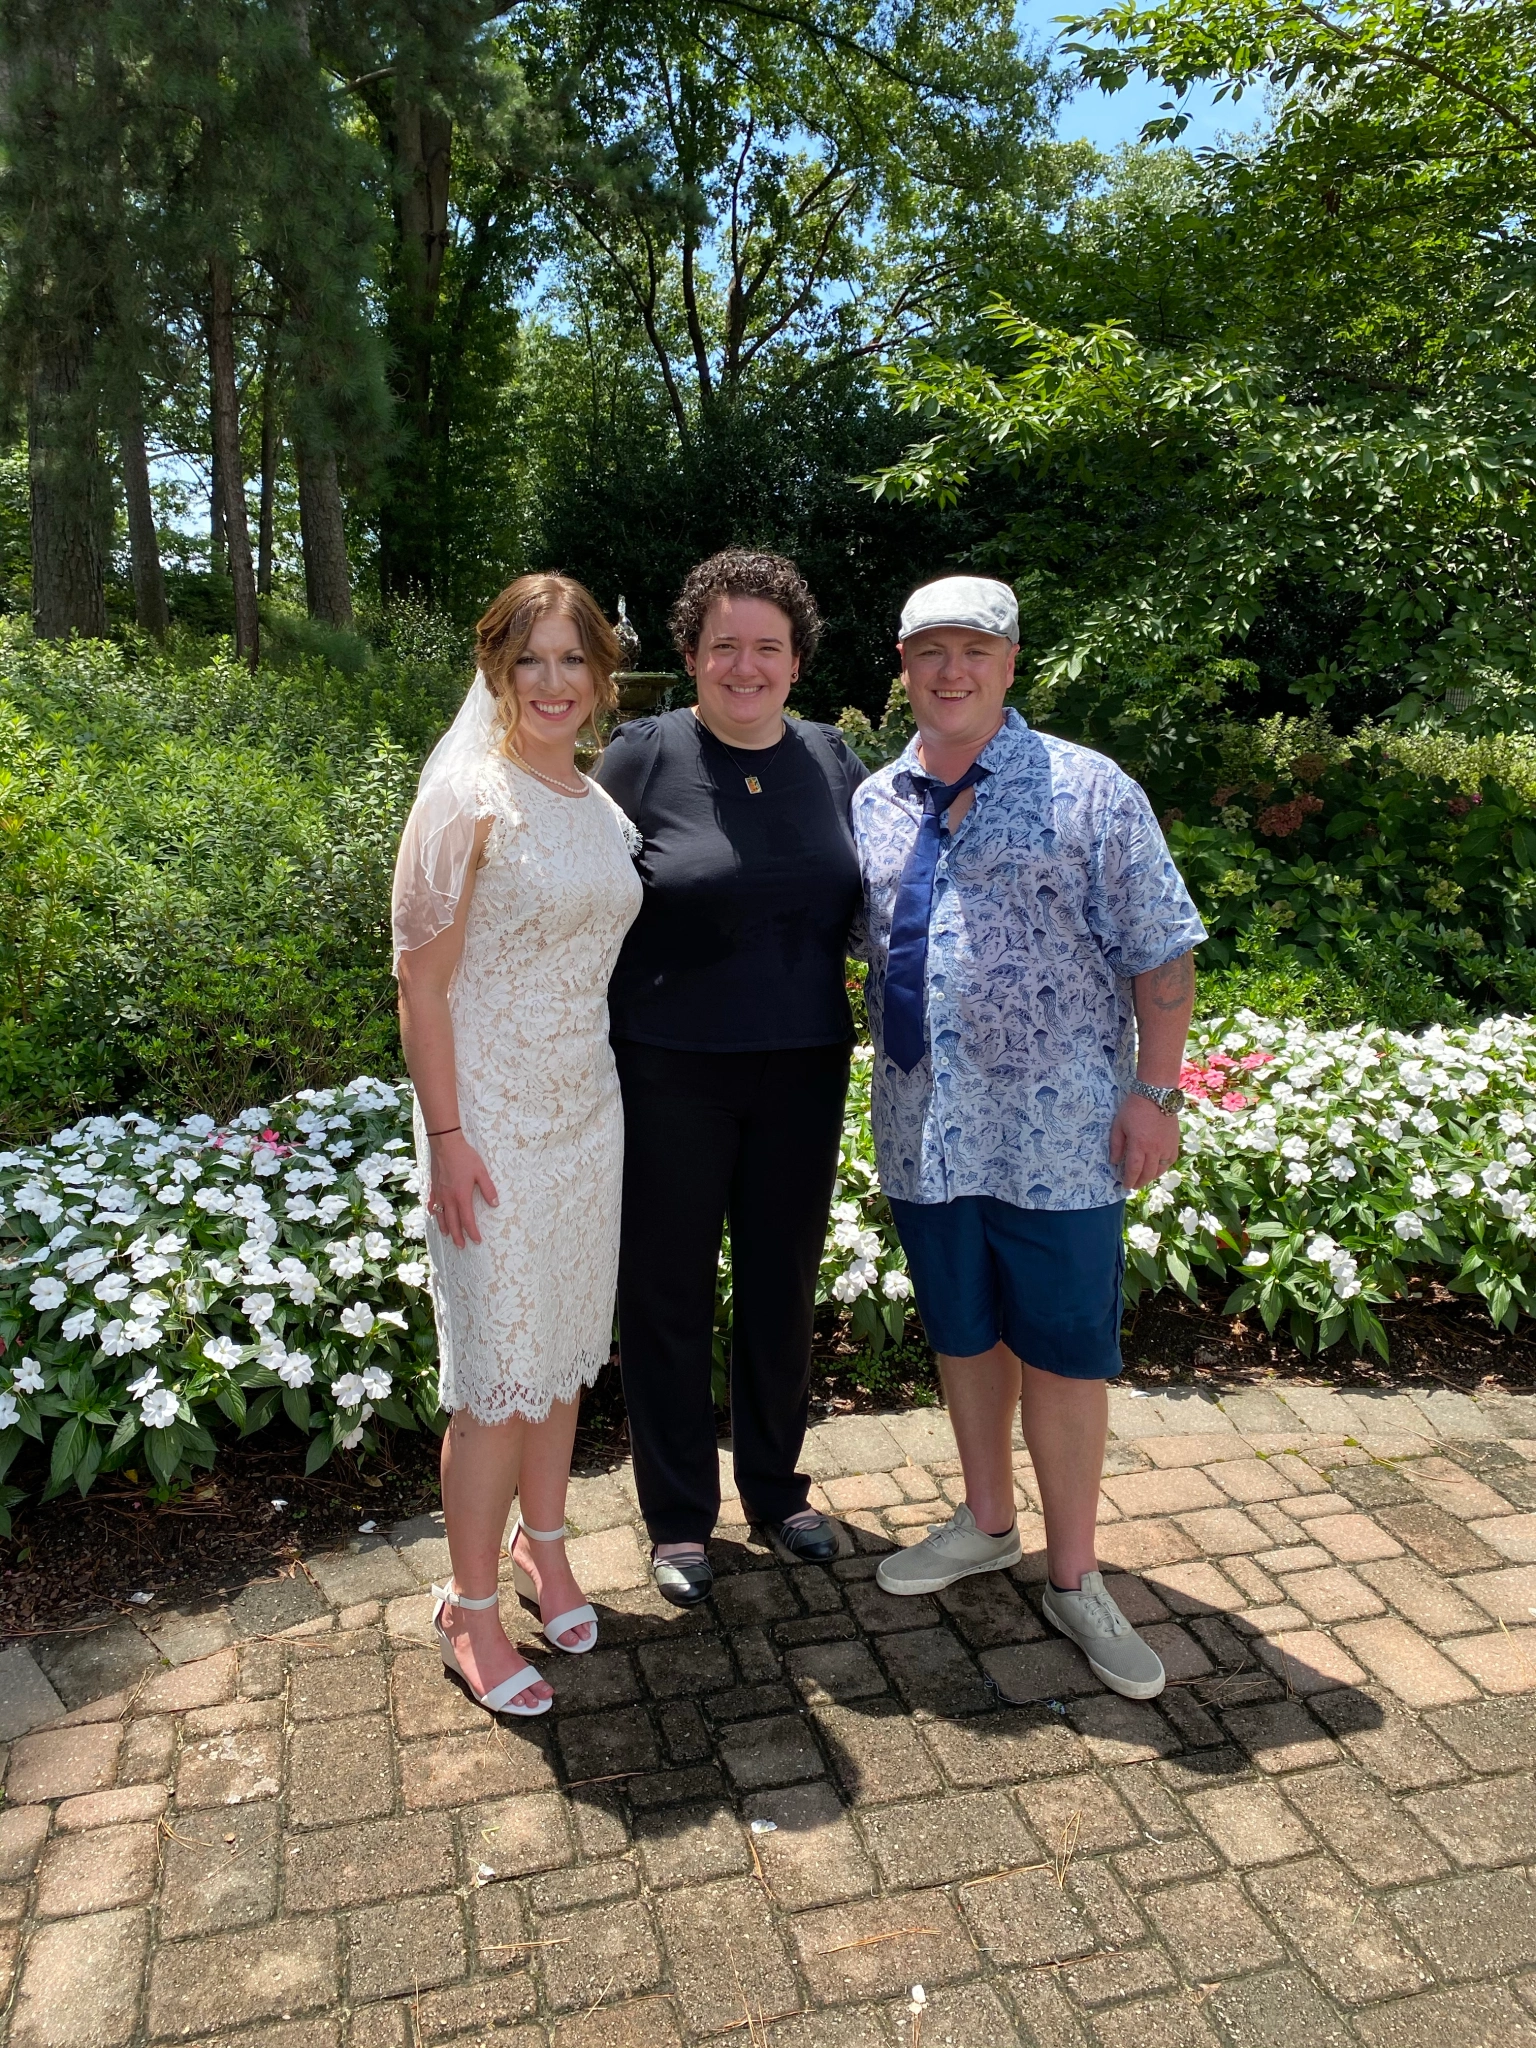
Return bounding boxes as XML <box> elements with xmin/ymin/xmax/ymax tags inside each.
<box><xmin>876</xmin><ymin>1503</ymin><xmax>1022</xmax><ymax>1595</ymax></box>
<box><xmin>1041</xmin><ymin>1571</ymin><xmax>1166</xmax><ymax>1698</ymax></box>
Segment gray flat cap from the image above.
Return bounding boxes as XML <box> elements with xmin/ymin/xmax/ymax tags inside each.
<box><xmin>899</xmin><ymin>575</ymin><xmax>1019</xmax><ymax>643</ymax></box>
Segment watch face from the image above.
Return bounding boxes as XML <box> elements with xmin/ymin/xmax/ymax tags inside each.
<box><xmin>1165</xmin><ymin>1087</ymin><xmax>1186</xmax><ymax>1115</ymax></box>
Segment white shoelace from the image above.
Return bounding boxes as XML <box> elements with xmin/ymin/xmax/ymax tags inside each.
<box><xmin>1061</xmin><ymin>1583</ymin><xmax>1129</xmax><ymax>1638</ymax></box>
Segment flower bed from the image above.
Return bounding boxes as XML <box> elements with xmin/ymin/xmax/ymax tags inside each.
<box><xmin>3</xmin><ymin>1016</ymin><xmax>1535</xmax><ymax>1523</ymax></box>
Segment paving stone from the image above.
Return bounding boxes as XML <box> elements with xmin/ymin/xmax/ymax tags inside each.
<box><xmin>1442</xmin><ymin>1626</ymin><xmax>1536</xmax><ymax>1692</ymax></box>
<box><xmin>1175</xmin><ymin>1507</ymin><xmax>1275</xmax><ymax>1554</ymax></box>
<box><xmin>1253</xmin><ymin>1544</ymin><xmax>1332</xmax><ymax>1576</ymax></box>
<box><xmin>5</xmin><ymin>1718</ymin><xmax>120</xmax><ymax>1801</ymax></box>
<box><xmin>391</xmin><ymin>1649</ymin><xmax>500</xmax><ymax>1738</ymax></box>
<box><xmin>861</xmin><ymin>1785</ymin><xmax>1035</xmax><ymax>1887</ymax></box>
<box><xmin>1455</xmin><ymin>1561</ymin><xmax>1536</xmax><ymax>1624</ymax></box>
<box><xmin>935</xmin><ymin>1572</ymin><xmax>1043</xmax><ymax>1646</ymax></box>
<box><xmin>411</xmin><ymin>1976</ymin><xmax>539</xmax><ymax>2041</ymax></box>
<box><xmin>742</xmin><ymin>1781</ymin><xmax>877</xmax><ymax>1909</ymax></box>
<box><xmin>55</xmin><ymin>1783</ymin><xmax>168</xmax><ymax>1830</ymax></box>
<box><xmin>1426</xmin><ymin>1694</ymin><xmax>1536</xmax><ymax>1771</ymax></box>
<box><xmin>633</xmin><ymin>1799</ymin><xmax>751</xmax><ymax>1887</ymax></box>
<box><xmin>554</xmin><ymin>1706</ymin><xmax>660</xmax><ymax>1783</ymax></box>
<box><xmin>627</xmin><ymin>1764</ymin><xmax>727</xmax><ymax>1810</ymax></box>
<box><xmin>548</xmin><ymin>2001</ymin><xmax>682</xmax><ymax>2048</ymax></box>
<box><xmin>980</xmin><ymin>1638</ymin><xmax>1103</xmax><ymax>1703</ymax></box>
<box><xmin>1244</xmin><ymin>1856</ymin><xmax>1431</xmax><ymax>2006</ymax></box>
<box><xmin>11</xmin><ymin>1905</ymin><xmax>147</xmax><ymax>2048</ymax></box>
<box><xmin>1145</xmin><ymin>1874</ymin><xmax>1284</xmax><ymax>1978</ymax></box>
<box><xmin>175</xmin><ymin>1725</ymin><xmax>283</xmax><ymax>1810</ymax></box>
<box><xmin>790</xmin><ymin>1888</ymin><xmax>979</xmax><ymax>2004</ymax></box>
<box><xmin>34</xmin><ymin>1620</ymin><xmax>158</xmax><ymax>1712</ymax></box>
<box><xmin>1072</xmin><ymin>1991</ymin><xmax>1220</xmax><ymax>2048</ymax></box>
<box><xmin>1378</xmin><ymin>1503</ymin><xmax>1502</xmax><ymax>1574</ymax></box>
<box><xmin>1095</xmin><ymin>1517</ymin><xmax>1200</xmax><ymax>1571</ymax></box>
<box><xmin>1068</xmin><ymin>1693</ymin><xmax>1180</xmax><ymax>1764</ymax></box>
<box><xmin>529</xmin><ymin>1860</ymin><xmax>638</xmax><ymax>1914</ymax></box>
<box><xmin>658</xmin><ymin>1700</ymin><xmax>710</xmax><ymax>1762</ymax></box>
<box><xmin>0</xmin><ymin>1804</ymin><xmax>49</xmax><ymax>1877</ymax></box>
<box><xmin>1102</xmin><ymin>1468</ymin><xmax>1226</xmax><ymax>1515</ymax></box>
<box><xmin>842</xmin><ymin>1580</ymin><xmax>939</xmax><ymax>1633</ymax></box>
<box><xmin>1208</xmin><ymin>1966</ymin><xmax>1353</xmax><ymax>2048</ymax></box>
<box><xmin>118</xmin><ymin>1713</ymin><xmax>175</xmax><ymax>1784</ymax></box>
<box><xmin>305</xmin><ymin>1540</ymin><xmax>417</xmax><ymax>1607</ymax></box>
<box><xmin>1004</xmin><ymin>1969</ymin><xmax>1093</xmax><ymax>2048</ymax></box>
<box><xmin>711</xmin><ymin>1571</ymin><xmax>796</xmax><ymax>1626</ymax></box>
<box><xmin>346</xmin><ymin>1893</ymin><xmax>467</xmax><ymax>2001</ymax></box>
<box><xmin>400</xmin><ymin>1726</ymin><xmax>558</xmax><ymax>1807</ymax></box>
<box><xmin>875</xmin><ymin>1626</ymin><xmax>992</xmax><ymax>1713</ymax></box>
<box><xmin>1183</xmin><ymin>1780</ymin><xmax>1315</xmax><ymax>1866</ymax></box>
<box><xmin>717</xmin><ymin>1713</ymin><xmax>823</xmax><ymax>1790</ymax></box>
<box><xmin>1329</xmin><ymin>1463</ymin><xmax>1421</xmax><ymax>1509</ymax></box>
<box><xmin>1356</xmin><ymin>1554</ymin><xmax>1490</xmax><ymax>1636</ymax></box>
<box><xmin>1144</xmin><ymin>1559</ymin><xmax>1247</xmax><ymax>1614</ymax></box>
<box><xmin>286</xmin><ymin>1712</ymin><xmax>394</xmax><ymax>1827</ymax></box>
<box><xmin>226</xmin><ymin>1572</ymin><xmax>329</xmax><ymax>1637</ymax></box>
<box><xmin>158</xmin><ymin>1801</ymin><xmax>281</xmax><ymax>1935</ymax></box>
<box><xmin>537</xmin><ymin>1897</ymin><xmax>664</xmax><ymax>2012</ymax></box>
<box><xmin>463</xmin><ymin>1791</ymin><xmax>574</xmax><ymax>1880</ymax></box>
<box><xmin>920</xmin><ymin>1704</ymin><xmax>1086</xmax><ymax>1787</ymax></box>
<box><xmin>1409</xmin><ymin>1456</ymin><xmax>1516</xmax><ymax>1521</ymax></box>
<box><xmin>34</xmin><ymin>1820</ymin><xmax>160</xmax><ymax>1917</ymax></box>
<box><xmin>0</xmin><ymin>1646</ymin><xmax>65</xmax><ymax>1739</ymax></box>
<box><xmin>1139</xmin><ymin>1621</ymin><xmax>1216</xmax><ymax>1681</ymax></box>
<box><xmin>1309</xmin><ymin>1689</ymin><xmax>1464</xmax><ymax>1789</ymax></box>
<box><xmin>290</xmin><ymin>1649</ymin><xmax>387</xmax><ymax>1721</ymax></box>
<box><xmin>1406</xmin><ymin>1773</ymin><xmax>1536</xmax><ymax>1867</ymax></box>
<box><xmin>783</xmin><ymin>1640</ymin><xmax>888</xmax><ymax>1704</ymax></box>
<box><xmin>1282</xmin><ymin>1566</ymin><xmax>1387</xmax><ymax>1623</ymax></box>
<box><xmin>1352</xmin><ymin>1983</ymin><xmax>1536</xmax><ymax>2048</ymax></box>
<box><xmin>1252</xmin><ymin>1629</ymin><xmax>1367</xmax><ymax>1694</ymax></box>
<box><xmin>1017</xmin><ymin>1771</ymin><xmax>1139</xmax><ymax>1856</ymax></box>
<box><xmin>146</xmin><ymin>1917</ymin><xmax>339</xmax><ymax>2037</ymax></box>
<box><xmin>1220</xmin><ymin>1697</ymin><xmax>1340</xmax><ymax>1773</ymax></box>
<box><xmin>1063</xmin><ymin>1944</ymin><xmax>1176</xmax><ymax>2008</ymax></box>
<box><xmin>1390</xmin><ymin>1866</ymin><xmax>1536</xmax><ymax>1981</ymax></box>
<box><xmin>634</xmin><ymin>1636</ymin><xmax>733</xmax><ymax>1699</ymax></box>
<box><xmin>1334</xmin><ymin>1617</ymin><xmax>1479</xmax><ymax>1707</ymax></box>
<box><xmin>1278</xmin><ymin>1763</ymin><xmax>1445</xmax><ymax>1884</ymax></box>
<box><xmin>1467</xmin><ymin>1512</ymin><xmax>1536</xmax><ymax>1560</ymax></box>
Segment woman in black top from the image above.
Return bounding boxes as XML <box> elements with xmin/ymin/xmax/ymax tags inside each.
<box><xmin>594</xmin><ymin>550</ymin><xmax>866</xmax><ymax>1605</ymax></box>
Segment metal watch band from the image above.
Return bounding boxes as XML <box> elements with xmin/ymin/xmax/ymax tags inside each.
<box><xmin>1128</xmin><ymin>1077</ymin><xmax>1185</xmax><ymax>1115</ymax></box>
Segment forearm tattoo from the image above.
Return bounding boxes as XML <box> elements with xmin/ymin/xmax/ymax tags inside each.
<box><xmin>1146</xmin><ymin>950</ymin><xmax>1196</xmax><ymax>1012</ymax></box>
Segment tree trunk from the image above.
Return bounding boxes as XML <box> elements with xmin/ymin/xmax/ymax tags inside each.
<box><xmin>294</xmin><ymin>439</ymin><xmax>352</xmax><ymax>628</ymax></box>
<box><xmin>209</xmin><ymin>428</ymin><xmax>227</xmax><ymax>575</ymax></box>
<box><xmin>119</xmin><ymin>411</ymin><xmax>168</xmax><ymax>638</ymax></box>
<box><xmin>27</xmin><ymin>332</ymin><xmax>108</xmax><ymax>639</ymax></box>
<box><xmin>207</xmin><ymin>252</ymin><xmax>259</xmax><ymax>664</ymax></box>
<box><xmin>257</xmin><ymin>362</ymin><xmax>278</xmax><ymax>597</ymax></box>
<box><xmin>377</xmin><ymin>94</ymin><xmax>452</xmax><ymax>600</ymax></box>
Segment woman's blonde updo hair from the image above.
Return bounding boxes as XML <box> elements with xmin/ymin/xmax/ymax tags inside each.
<box><xmin>475</xmin><ymin>572</ymin><xmax>622</xmax><ymax>753</ymax></box>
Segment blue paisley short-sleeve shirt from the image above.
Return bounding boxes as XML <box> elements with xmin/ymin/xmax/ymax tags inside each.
<box><xmin>851</xmin><ymin>709</ymin><xmax>1207</xmax><ymax>1212</ymax></box>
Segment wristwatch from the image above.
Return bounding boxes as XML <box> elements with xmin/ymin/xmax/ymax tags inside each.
<box><xmin>1128</xmin><ymin>1078</ymin><xmax>1186</xmax><ymax>1116</ymax></box>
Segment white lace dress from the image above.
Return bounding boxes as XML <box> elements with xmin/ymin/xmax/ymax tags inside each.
<box><xmin>416</xmin><ymin>758</ymin><xmax>643</xmax><ymax>1423</ymax></box>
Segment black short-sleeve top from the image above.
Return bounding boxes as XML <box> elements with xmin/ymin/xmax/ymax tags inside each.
<box><xmin>592</xmin><ymin>707</ymin><xmax>868</xmax><ymax>1052</ymax></box>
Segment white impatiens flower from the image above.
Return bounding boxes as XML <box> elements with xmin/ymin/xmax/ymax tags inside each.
<box><xmin>1482</xmin><ymin>1164</ymin><xmax>1512</xmax><ymax>1190</ymax></box>
<box><xmin>1242</xmin><ymin>1249</ymin><xmax>1269</xmax><ymax>1267</ymax></box>
<box><xmin>203</xmin><ymin>1335</ymin><xmax>243</xmax><ymax>1370</ymax></box>
<box><xmin>1412</xmin><ymin>1108</ymin><xmax>1440</xmax><ymax>1137</ymax></box>
<box><xmin>194</xmin><ymin>1186</ymin><xmax>237</xmax><ymax>1213</ymax></box>
<box><xmin>131</xmin><ymin>1252</ymin><xmax>173</xmax><ymax>1283</ymax></box>
<box><xmin>1285</xmin><ymin>1162</ymin><xmax>1313</xmax><ymax>1186</ymax></box>
<box><xmin>1447</xmin><ymin>1171</ymin><xmax>1475</xmax><ymax>1199</ymax></box>
<box><xmin>332</xmin><ymin>1372</ymin><xmax>366</xmax><ymax>1409</ymax></box>
<box><xmin>126</xmin><ymin>1365</ymin><xmax>160</xmax><ymax>1399</ymax></box>
<box><xmin>339</xmin><ymin>1302</ymin><xmax>376</xmax><ymax>1339</ymax></box>
<box><xmin>28</xmin><ymin>1275</ymin><xmax>66</xmax><ymax>1310</ymax></box>
<box><xmin>93</xmin><ymin>1271</ymin><xmax>131</xmax><ymax>1302</ymax></box>
<box><xmin>360</xmin><ymin>1366</ymin><xmax>393</xmax><ymax>1402</ymax></box>
<box><xmin>63</xmin><ymin>1246</ymin><xmax>109</xmax><ymax>1284</ymax></box>
<box><xmin>1143</xmin><ymin>1187</ymin><xmax>1173</xmax><ymax>1215</ymax></box>
<box><xmin>284</xmin><ymin>1194</ymin><xmax>320</xmax><ymax>1222</ymax></box>
<box><xmin>1279</xmin><ymin>1135</ymin><xmax>1309</xmax><ymax>1161</ymax></box>
<box><xmin>1393</xmin><ymin>1212</ymin><xmax>1426</xmax><ymax>1242</ymax></box>
<box><xmin>1410</xmin><ymin>1173</ymin><xmax>1438</xmax><ymax>1202</ymax></box>
<box><xmin>0</xmin><ymin>1392</ymin><xmax>18</xmax><ymax>1430</ymax></box>
<box><xmin>1126</xmin><ymin>1224</ymin><xmax>1160</xmax><ymax>1253</ymax></box>
<box><xmin>61</xmin><ymin>1308</ymin><xmax>96</xmax><ymax>1341</ymax></box>
<box><xmin>99</xmin><ymin>1320</ymin><xmax>134</xmax><ymax>1356</ymax></box>
<box><xmin>832</xmin><ymin>1265</ymin><xmax>872</xmax><ymax>1302</ymax></box>
<box><xmin>1499</xmin><ymin>1109</ymin><xmax>1527</xmax><ymax>1136</ymax></box>
<box><xmin>363</xmin><ymin>1231</ymin><xmax>392</xmax><ymax>1261</ymax></box>
<box><xmin>401</xmin><ymin>1204</ymin><xmax>428</xmax><ymax>1241</ymax></box>
<box><xmin>12</xmin><ymin>1357</ymin><xmax>44</xmax><ymax>1394</ymax></box>
<box><xmin>1378</xmin><ymin>1118</ymin><xmax>1404</xmax><ymax>1143</ymax></box>
<box><xmin>396</xmin><ymin>1261</ymin><xmax>428</xmax><ymax>1289</ymax></box>
<box><xmin>275</xmin><ymin>1258</ymin><xmax>319</xmax><ymax>1305</ymax></box>
<box><xmin>1177</xmin><ymin>1207</ymin><xmax>1200</xmax><ymax>1235</ymax></box>
<box><xmin>1305</xmin><ymin>1235</ymin><xmax>1337</xmax><ymax>1262</ymax></box>
<box><xmin>241</xmin><ymin>1292</ymin><xmax>276</xmax><ymax>1326</ymax></box>
<box><xmin>1326</xmin><ymin>1120</ymin><xmax>1355</xmax><ymax>1147</ymax></box>
<box><xmin>140</xmin><ymin>1387</ymin><xmax>179</xmax><ymax>1429</ymax></box>
<box><xmin>1509</xmin><ymin>1144</ymin><xmax>1534</xmax><ymax>1169</ymax></box>
<box><xmin>327</xmin><ymin>1241</ymin><xmax>366</xmax><ymax>1279</ymax></box>
<box><xmin>339</xmin><ymin>1422</ymin><xmax>366</xmax><ymax>1450</ymax></box>
<box><xmin>375</xmin><ymin>1309</ymin><xmax>408</xmax><ymax>1331</ymax></box>
<box><xmin>278</xmin><ymin>1351</ymin><xmax>314</xmax><ymax>1389</ymax></box>
<box><xmin>881</xmin><ymin>1269</ymin><xmax>912</xmax><ymax>1300</ymax></box>
<box><xmin>1326</xmin><ymin>1155</ymin><xmax>1357</xmax><ymax>1181</ymax></box>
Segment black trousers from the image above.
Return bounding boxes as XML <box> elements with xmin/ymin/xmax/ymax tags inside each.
<box><xmin>614</xmin><ymin>1041</ymin><xmax>852</xmax><ymax>1544</ymax></box>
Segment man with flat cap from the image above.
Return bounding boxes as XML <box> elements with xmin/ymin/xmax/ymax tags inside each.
<box><xmin>850</xmin><ymin>575</ymin><xmax>1206</xmax><ymax>1697</ymax></box>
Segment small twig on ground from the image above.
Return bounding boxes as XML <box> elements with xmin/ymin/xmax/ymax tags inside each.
<box><xmin>560</xmin><ymin>1770</ymin><xmax>644</xmax><ymax>1790</ymax></box>
<box><xmin>579</xmin><ymin>1974</ymin><xmax>617</xmax><ymax>2022</ymax></box>
<box><xmin>158</xmin><ymin>1817</ymin><xmax>219</xmax><ymax>1851</ymax></box>
<box><xmin>1054</xmin><ymin>1811</ymin><xmax>1081</xmax><ymax>1889</ymax></box>
<box><xmin>958</xmin><ymin>1862</ymin><xmax>1049</xmax><ymax>1889</ymax></box>
<box><xmin>819</xmin><ymin>1928</ymin><xmax>940</xmax><ymax>1953</ymax></box>
<box><xmin>483</xmin><ymin>1940</ymin><xmax>568</xmax><ymax>1953</ymax></box>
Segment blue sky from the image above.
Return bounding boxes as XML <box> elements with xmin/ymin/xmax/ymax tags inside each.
<box><xmin>1018</xmin><ymin>0</ymin><xmax>1234</xmax><ymax>154</ymax></box>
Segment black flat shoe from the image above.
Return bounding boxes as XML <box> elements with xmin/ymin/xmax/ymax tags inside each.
<box><xmin>651</xmin><ymin>1547</ymin><xmax>714</xmax><ymax>1608</ymax></box>
<box><xmin>764</xmin><ymin>1511</ymin><xmax>841</xmax><ymax>1564</ymax></box>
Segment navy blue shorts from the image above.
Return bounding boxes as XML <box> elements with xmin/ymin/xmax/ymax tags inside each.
<box><xmin>887</xmin><ymin>1195</ymin><xmax>1126</xmax><ymax>1379</ymax></box>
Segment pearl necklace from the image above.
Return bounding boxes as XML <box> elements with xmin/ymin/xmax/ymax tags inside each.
<box><xmin>508</xmin><ymin>749</ymin><xmax>588</xmax><ymax>798</ymax></box>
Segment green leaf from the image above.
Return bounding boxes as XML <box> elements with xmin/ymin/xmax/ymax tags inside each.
<box><xmin>144</xmin><ymin>1424</ymin><xmax>181</xmax><ymax>1486</ymax></box>
<box><xmin>282</xmin><ymin>1386</ymin><xmax>311</xmax><ymax>1431</ymax></box>
<box><xmin>48</xmin><ymin>1414</ymin><xmax>86</xmax><ymax>1492</ymax></box>
<box><xmin>304</xmin><ymin>1429</ymin><xmax>335</xmax><ymax>1476</ymax></box>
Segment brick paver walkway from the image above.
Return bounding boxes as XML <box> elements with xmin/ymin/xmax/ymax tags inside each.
<box><xmin>5</xmin><ymin>1379</ymin><xmax>1536</xmax><ymax>2048</ymax></box>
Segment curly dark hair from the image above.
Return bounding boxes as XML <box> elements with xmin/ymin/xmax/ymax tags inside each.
<box><xmin>669</xmin><ymin>549</ymin><xmax>823</xmax><ymax>669</ymax></box>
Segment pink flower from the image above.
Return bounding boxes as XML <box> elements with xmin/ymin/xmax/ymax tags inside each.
<box><xmin>1239</xmin><ymin>1051</ymin><xmax>1274</xmax><ymax>1070</ymax></box>
<box><xmin>1221</xmin><ymin>1091</ymin><xmax>1250</xmax><ymax>1111</ymax></box>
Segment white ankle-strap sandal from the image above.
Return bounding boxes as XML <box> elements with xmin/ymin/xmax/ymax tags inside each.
<box><xmin>431</xmin><ymin>1581</ymin><xmax>550</xmax><ymax>1716</ymax></box>
<box><xmin>508</xmin><ymin>1517</ymin><xmax>599</xmax><ymax>1655</ymax></box>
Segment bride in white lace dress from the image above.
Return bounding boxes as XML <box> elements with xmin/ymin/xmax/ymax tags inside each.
<box><xmin>392</xmin><ymin>574</ymin><xmax>641</xmax><ymax>1716</ymax></box>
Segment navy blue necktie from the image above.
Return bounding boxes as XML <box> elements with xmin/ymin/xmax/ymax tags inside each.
<box><xmin>883</xmin><ymin>763</ymin><xmax>987</xmax><ymax>1074</ymax></box>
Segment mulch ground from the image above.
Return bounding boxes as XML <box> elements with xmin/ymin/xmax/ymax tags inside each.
<box><xmin>5</xmin><ymin>1290</ymin><xmax>1530</xmax><ymax>1642</ymax></box>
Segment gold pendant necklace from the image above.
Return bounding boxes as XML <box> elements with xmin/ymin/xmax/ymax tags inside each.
<box><xmin>695</xmin><ymin>710</ymin><xmax>787</xmax><ymax>793</ymax></box>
